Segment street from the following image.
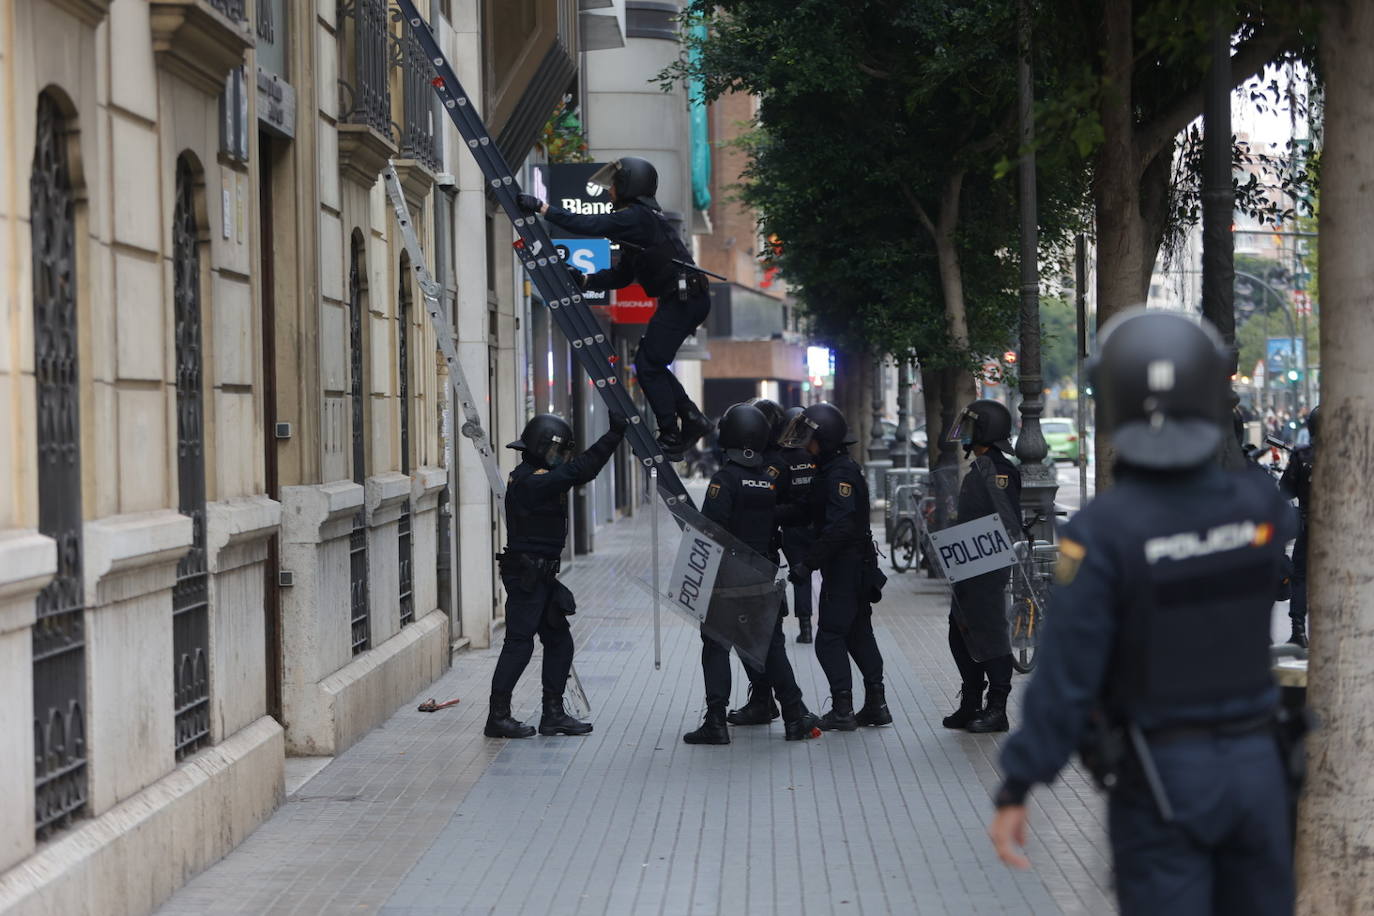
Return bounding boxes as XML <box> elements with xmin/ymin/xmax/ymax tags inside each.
<box><xmin>157</xmin><ymin>486</ymin><xmax>1113</xmax><ymax>916</ymax></box>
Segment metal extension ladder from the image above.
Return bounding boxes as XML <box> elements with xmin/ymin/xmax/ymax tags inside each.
<box><xmin>392</xmin><ymin>0</ymin><xmax>695</xmax><ymax>513</ymax></box>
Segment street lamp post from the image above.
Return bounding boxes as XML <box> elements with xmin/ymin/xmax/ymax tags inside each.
<box><xmin>1013</xmin><ymin>0</ymin><xmax>1056</xmax><ymax>538</ymax></box>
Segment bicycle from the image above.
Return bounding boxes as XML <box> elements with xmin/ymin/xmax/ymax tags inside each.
<box><xmin>888</xmin><ymin>483</ymin><xmax>937</xmax><ymax>576</ymax></box>
<box><xmin>1006</xmin><ymin>512</ymin><xmax>1058</xmax><ymax>674</ymax></box>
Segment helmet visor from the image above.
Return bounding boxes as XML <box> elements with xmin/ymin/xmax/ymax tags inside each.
<box><xmin>541</xmin><ymin>434</ymin><xmax>575</xmax><ymax>468</ymax></box>
<box><xmin>946</xmin><ymin>407</ymin><xmax>979</xmax><ymax>445</ymax></box>
<box><xmin>587</xmin><ymin>161</ymin><xmax>618</xmax><ymax>191</ymax></box>
<box><xmin>778</xmin><ymin>413</ymin><xmax>818</xmax><ymax>449</ymax></box>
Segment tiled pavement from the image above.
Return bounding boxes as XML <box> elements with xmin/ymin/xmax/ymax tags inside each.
<box><xmin>158</xmin><ymin>485</ymin><xmax>1113</xmax><ymax>916</ymax></box>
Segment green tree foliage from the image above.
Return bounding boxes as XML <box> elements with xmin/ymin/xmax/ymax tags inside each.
<box><xmin>1038</xmin><ymin>296</ymin><xmax>1079</xmax><ymax>387</ymax></box>
<box><xmin>665</xmin><ymin>0</ymin><xmax>1089</xmax><ymax>373</ymax></box>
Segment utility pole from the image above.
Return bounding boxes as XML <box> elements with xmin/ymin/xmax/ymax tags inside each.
<box><xmin>1201</xmin><ymin>14</ymin><xmax>1245</xmax><ymax>470</ymax></box>
<box><xmin>1013</xmin><ymin>0</ymin><xmax>1056</xmax><ymax>537</ymax></box>
<box><xmin>1075</xmin><ymin>234</ymin><xmax>1089</xmax><ymax>506</ymax></box>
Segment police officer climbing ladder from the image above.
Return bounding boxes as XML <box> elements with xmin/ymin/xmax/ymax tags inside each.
<box><xmin>392</xmin><ymin>0</ymin><xmax>697</xmax><ymax>508</ymax></box>
<box><xmin>517</xmin><ymin>159</ymin><xmax>719</xmax><ymax>460</ymax></box>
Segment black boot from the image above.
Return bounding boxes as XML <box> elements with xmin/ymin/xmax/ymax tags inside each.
<box><xmin>539</xmin><ymin>694</ymin><xmax>593</xmax><ymax>736</ymax></box>
<box><xmin>656</xmin><ymin>418</ymin><xmax>688</xmax><ymax>460</ymax></box>
<box><xmin>1288</xmin><ymin>619</ymin><xmax>1308</xmax><ymax>649</ymax></box>
<box><xmin>966</xmin><ymin>688</ymin><xmax>1009</xmax><ymax>733</ymax></box>
<box><xmin>855</xmin><ymin>683</ymin><xmax>893</xmax><ymax>727</ymax></box>
<box><xmin>782</xmin><ymin>702</ymin><xmax>822</xmax><ymax>741</ymax></box>
<box><xmin>485</xmin><ymin>692</ymin><xmax>536</xmax><ymax>739</ymax></box>
<box><xmin>727</xmin><ymin>687</ymin><xmax>779</xmax><ymax>726</ymax></box>
<box><xmin>683</xmin><ymin>707</ymin><xmax>730</xmax><ymax>745</ymax></box>
<box><xmin>818</xmin><ymin>690</ymin><xmax>859</xmax><ymax>731</ymax></box>
<box><xmin>677</xmin><ymin>402</ymin><xmax>715</xmax><ymax>446</ymax></box>
<box><xmin>941</xmin><ymin>683</ymin><xmax>984</xmax><ymax>729</ymax></box>
<box><xmin>796</xmin><ymin>618</ymin><xmax>813</xmax><ymax>644</ymax></box>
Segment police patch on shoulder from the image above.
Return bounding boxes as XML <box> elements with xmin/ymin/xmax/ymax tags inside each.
<box><xmin>838</xmin><ymin>482</ymin><xmax>853</xmax><ymax>497</ymax></box>
<box><xmin>534</xmin><ymin>468</ymin><xmax>549</xmax><ymax>475</ymax></box>
<box><xmin>766</xmin><ymin>465</ymin><xmax>780</xmax><ymax>478</ymax></box>
<box><xmin>708</xmin><ymin>483</ymin><xmax>721</xmax><ymax>499</ymax></box>
<box><xmin>996</xmin><ymin>474</ymin><xmax>1010</xmax><ymax>489</ymax></box>
<box><xmin>1055</xmin><ymin>537</ymin><xmax>1086</xmax><ymax>585</ymax></box>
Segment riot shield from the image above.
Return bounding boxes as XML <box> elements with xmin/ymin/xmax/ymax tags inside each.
<box><xmin>631</xmin><ymin>500</ymin><xmax>782</xmax><ymax>670</ymax></box>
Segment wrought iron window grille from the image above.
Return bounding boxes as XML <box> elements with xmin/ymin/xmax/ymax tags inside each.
<box><xmin>398</xmin><ymin>255</ymin><xmax>414</xmax><ymax>627</ymax></box>
<box><xmin>172</xmin><ymin>156</ymin><xmax>211</xmax><ymax>760</ymax></box>
<box><xmin>31</xmin><ymin>92</ymin><xmax>89</xmax><ymax>839</ymax></box>
<box><xmin>349</xmin><ymin>237</ymin><xmax>371</xmax><ymax>655</ymax></box>
<box><xmin>255</xmin><ymin>0</ymin><xmax>273</xmax><ymax>41</ymax></box>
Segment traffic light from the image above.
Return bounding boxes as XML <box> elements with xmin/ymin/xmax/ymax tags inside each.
<box><xmin>1003</xmin><ymin>350</ymin><xmax>1018</xmax><ymax>365</ymax></box>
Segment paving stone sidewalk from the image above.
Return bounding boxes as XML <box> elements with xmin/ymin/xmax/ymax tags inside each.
<box><xmin>159</xmin><ymin>487</ymin><xmax>1113</xmax><ymax>916</ymax></box>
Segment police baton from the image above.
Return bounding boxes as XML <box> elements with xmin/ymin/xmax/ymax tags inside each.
<box><xmin>615</xmin><ymin>240</ymin><xmax>729</xmax><ymax>282</ymax></box>
<box><xmin>1127</xmin><ymin>722</ymin><xmax>1177</xmax><ymax>824</ymax></box>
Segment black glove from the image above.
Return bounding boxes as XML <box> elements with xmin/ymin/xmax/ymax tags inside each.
<box><xmin>516</xmin><ymin>193</ymin><xmax>544</xmax><ymax>214</ymax></box>
<box><xmin>788</xmin><ymin>564</ymin><xmax>810</xmax><ymax>585</ymax></box>
<box><xmin>608</xmin><ymin>411</ymin><xmax>630</xmax><ymax>435</ymax></box>
<box><xmin>565</xmin><ymin>264</ymin><xmax>588</xmax><ymax>291</ymax></box>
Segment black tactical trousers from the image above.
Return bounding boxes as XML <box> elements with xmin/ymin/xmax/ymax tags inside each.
<box><xmin>782</xmin><ymin>534</ymin><xmax>814</xmax><ymax>620</ymax></box>
<box><xmin>814</xmin><ymin>560</ymin><xmax>884</xmax><ymax>694</ymax></box>
<box><xmin>703</xmin><ymin>610</ymin><xmax>804</xmax><ymax>712</ymax></box>
<box><xmin>491</xmin><ymin>573</ymin><xmax>573</xmax><ymax>698</ymax></box>
<box><xmin>948</xmin><ymin>615</ymin><xmax>1013</xmax><ymax>696</ymax></box>
<box><xmin>1289</xmin><ymin>525</ymin><xmax>1308</xmax><ymax>625</ymax></box>
<box><xmin>634</xmin><ymin>291</ymin><xmax>710</xmax><ymax>424</ymax></box>
<box><xmin>1109</xmin><ymin>732</ymin><xmax>1293</xmax><ymax>916</ymax></box>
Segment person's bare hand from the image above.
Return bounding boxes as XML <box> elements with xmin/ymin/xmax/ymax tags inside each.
<box><xmin>989</xmin><ymin>805</ymin><xmax>1031</xmax><ymax>869</ymax></box>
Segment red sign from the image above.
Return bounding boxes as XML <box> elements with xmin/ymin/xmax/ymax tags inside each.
<box><xmin>610</xmin><ymin>284</ymin><xmax>658</xmax><ymax>324</ymax></box>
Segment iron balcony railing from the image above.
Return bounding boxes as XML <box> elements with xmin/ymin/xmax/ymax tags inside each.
<box><xmin>337</xmin><ymin>0</ymin><xmax>392</xmax><ymax>136</ymax></box>
<box><xmin>209</xmin><ymin>0</ymin><xmax>247</xmax><ymax>22</ymax></box>
<box><xmin>394</xmin><ymin>18</ymin><xmax>439</xmax><ymax>170</ymax></box>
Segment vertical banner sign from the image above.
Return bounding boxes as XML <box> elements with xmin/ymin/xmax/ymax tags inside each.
<box><xmin>669</xmin><ymin>524</ymin><xmax>726</xmax><ymax>623</ymax></box>
<box><xmin>926</xmin><ymin>514</ymin><xmax>1016</xmax><ymax>582</ymax></box>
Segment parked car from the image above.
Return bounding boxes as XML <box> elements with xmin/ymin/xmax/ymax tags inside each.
<box><xmin>876</xmin><ymin>420</ymin><xmax>928</xmax><ymax>465</ymax></box>
<box><xmin>1039</xmin><ymin>417</ymin><xmax>1084</xmax><ymax>461</ymax></box>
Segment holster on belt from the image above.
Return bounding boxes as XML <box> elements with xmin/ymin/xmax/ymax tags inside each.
<box><xmin>497</xmin><ymin>550</ymin><xmax>560</xmax><ymax>592</ymax></box>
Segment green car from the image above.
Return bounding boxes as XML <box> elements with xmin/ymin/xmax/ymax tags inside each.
<box><xmin>1039</xmin><ymin>417</ymin><xmax>1084</xmax><ymax>461</ymax></box>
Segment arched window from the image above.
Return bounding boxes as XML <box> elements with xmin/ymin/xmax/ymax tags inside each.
<box><xmin>397</xmin><ymin>254</ymin><xmax>413</xmax><ymax>627</ymax></box>
<box><xmin>349</xmin><ymin>232</ymin><xmax>370</xmax><ymax>654</ymax></box>
<box><xmin>172</xmin><ymin>154</ymin><xmax>210</xmax><ymax>759</ymax></box>
<box><xmin>31</xmin><ymin>90</ymin><xmax>88</xmax><ymax>838</ymax></box>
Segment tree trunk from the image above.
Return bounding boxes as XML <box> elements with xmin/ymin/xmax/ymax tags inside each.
<box><xmin>1091</xmin><ymin>0</ymin><xmax>1146</xmax><ymax>491</ymax></box>
<box><xmin>1295</xmin><ymin>2</ymin><xmax>1374</xmax><ymax>909</ymax></box>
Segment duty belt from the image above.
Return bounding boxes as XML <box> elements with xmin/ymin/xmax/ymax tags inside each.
<box><xmin>1144</xmin><ymin>712</ymin><xmax>1274</xmax><ymax>747</ymax></box>
<box><xmin>498</xmin><ymin>551</ymin><xmax>561</xmax><ymax>577</ymax></box>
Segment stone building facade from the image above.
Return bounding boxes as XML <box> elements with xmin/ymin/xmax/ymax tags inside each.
<box><xmin>0</xmin><ymin>0</ymin><xmax>591</xmax><ymax>911</ymax></box>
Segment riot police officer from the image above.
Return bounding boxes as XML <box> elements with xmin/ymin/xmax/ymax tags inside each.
<box><xmin>725</xmin><ymin>398</ymin><xmax>795</xmax><ymax>726</ymax></box>
<box><xmin>1279</xmin><ymin>404</ymin><xmax>1317</xmax><ymax>648</ymax></box>
<box><xmin>779</xmin><ymin>402</ymin><xmax>891</xmax><ymax>731</ymax></box>
<box><xmin>485</xmin><ymin>411</ymin><xmax>628</xmax><ymax>739</ymax></box>
<box><xmin>782</xmin><ymin>406</ymin><xmax>818</xmax><ymax>644</ymax></box>
<box><xmin>516</xmin><ymin>158</ymin><xmax>714</xmax><ymax>459</ymax></box>
<box><xmin>943</xmin><ymin>399</ymin><xmax>1022</xmax><ymax>734</ymax></box>
<box><xmin>683</xmin><ymin>403</ymin><xmax>822</xmax><ymax>745</ymax></box>
<box><xmin>989</xmin><ymin>310</ymin><xmax>1300</xmax><ymax>916</ymax></box>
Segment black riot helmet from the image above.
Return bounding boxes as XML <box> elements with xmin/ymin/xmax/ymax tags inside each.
<box><xmin>589</xmin><ymin>157</ymin><xmax>660</xmax><ymax>210</ymax></box>
<box><xmin>1088</xmin><ymin>308</ymin><xmax>1230</xmax><ymax>471</ymax></box>
<box><xmin>1306</xmin><ymin>404</ymin><xmax>1320</xmax><ymax>443</ymax></box>
<box><xmin>507</xmin><ymin>414</ymin><xmax>575</xmax><ymax>469</ymax></box>
<box><xmin>948</xmin><ymin>399</ymin><xmax>1014</xmax><ymax>455</ymax></box>
<box><xmin>718</xmin><ymin>403</ymin><xmax>770</xmax><ymax>468</ymax></box>
<box><xmin>747</xmin><ymin>397</ymin><xmax>787</xmax><ymax>446</ymax></box>
<box><xmin>779</xmin><ymin>402</ymin><xmax>855</xmax><ymax>452</ymax></box>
